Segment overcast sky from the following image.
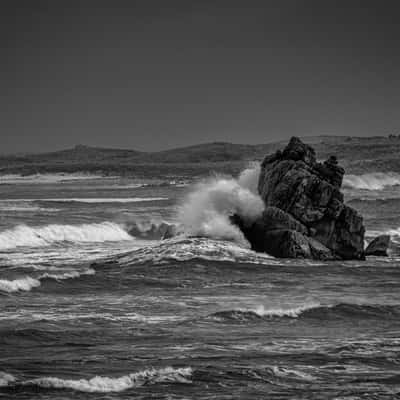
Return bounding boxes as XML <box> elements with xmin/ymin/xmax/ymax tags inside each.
<box><xmin>1</xmin><ymin>0</ymin><xmax>400</xmax><ymax>153</ymax></box>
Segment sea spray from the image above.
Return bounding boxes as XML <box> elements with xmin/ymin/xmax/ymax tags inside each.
<box><xmin>343</xmin><ymin>172</ymin><xmax>400</xmax><ymax>190</ymax></box>
<box><xmin>237</xmin><ymin>162</ymin><xmax>261</xmax><ymax>194</ymax></box>
<box><xmin>178</xmin><ymin>164</ymin><xmax>264</xmax><ymax>244</ymax></box>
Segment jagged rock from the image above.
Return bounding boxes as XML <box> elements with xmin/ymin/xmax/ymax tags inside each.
<box><xmin>241</xmin><ymin>136</ymin><xmax>365</xmax><ymax>260</ymax></box>
<box><xmin>129</xmin><ymin>222</ymin><xmax>178</xmax><ymax>240</ymax></box>
<box><xmin>231</xmin><ymin>207</ymin><xmax>306</xmax><ymax>249</ymax></box>
<box><xmin>257</xmin><ymin>229</ymin><xmax>337</xmax><ymax>260</ymax></box>
<box><xmin>365</xmin><ymin>235</ymin><xmax>390</xmax><ymax>256</ymax></box>
<box><xmin>161</xmin><ymin>224</ymin><xmax>179</xmax><ymax>240</ymax></box>
<box><xmin>314</xmin><ymin>156</ymin><xmax>345</xmax><ymax>188</ymax></box>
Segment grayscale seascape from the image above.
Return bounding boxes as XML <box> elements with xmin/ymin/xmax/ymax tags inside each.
<box><xmin>1</xmin><ymin>168</ymin><xmax>400</xmax><ymax>399</ymax></box>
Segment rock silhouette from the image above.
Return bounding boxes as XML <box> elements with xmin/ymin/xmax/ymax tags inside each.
<box><xmin>236</xmin><ymin>137</ymin><xmax>365</xmax><ymax>260</ymax></box>
<box><xmin>365</xmin><ymin>235</ymin><xmax>390</xmax><ymax>257</ymax></box>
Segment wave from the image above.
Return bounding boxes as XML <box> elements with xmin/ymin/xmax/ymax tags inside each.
<box><xmin>0</xmin><ymin>222</ymin><xmax>133</xmax><ymax>250</ymax></box>
<box><xmin>206</xmin><ymin>303</ymin><xmax>400</xmax><ymax>323</ymax></box>
<box><xmin>37</xmin><ymin>197</ymin><xmax>169</xmax><ymax>203</ymax></box>
<box><xmin>0</xmin><ymin>372</ymin><xmax>16</xmax><ymax>387</ymax></box>
<box><xmin>0</xmin><ymin>268</ymin><xmax>95</xmax><ymax>293</ymax></box>
<box><xmin>343</xmin><ymin>172</ymin><xmax>400</xmax><ymax>190</ymax></box>
<box><xmin>117</xmin><ymin>236</ymin><xmax>276</xmax><ymax>266</ymax></box>
<box><xmin>177</xmin><ymin>164</ymin><xmax>264</xmax><ymax>244</ymax></box>
<box><xmin>208</xmin><ymin>302</ymin><xmax>321</xmax><ymax>322</ymax></box>
<box><xmin>0</xmin><ymin>197</ymin><xmax>168</xmax><ymax>204</ymax></box>
<box><xmin>0</xmin><ymin>173</ymin><xmax>110</xmax><ymax>184</ymax></box>
<box><xmin>1</xmin><ymin>367</ymin><xmax>192</xmax><ymax>393</ymax></box>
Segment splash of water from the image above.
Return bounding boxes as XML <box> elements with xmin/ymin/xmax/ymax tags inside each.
<box><xmin>343</xmin><ymin>172</ymin><xmax>400</xmax><ymax>190</ymax></box>
<box><xmin>178</xmin><ymin>164</ymin><xmax>264</xmax><ymax>244</ymax></box>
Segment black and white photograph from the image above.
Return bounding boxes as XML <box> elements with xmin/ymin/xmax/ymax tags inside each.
<box><xmin>1</xmin><ymin>1</ymin><xmax>400</xmax><ymax>398</ymax></box>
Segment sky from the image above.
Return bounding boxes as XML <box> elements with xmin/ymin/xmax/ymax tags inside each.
<box><xmin>1</xmin><ymin>0</ymin><xmax>400</xmax><ymax>153</ymax></box>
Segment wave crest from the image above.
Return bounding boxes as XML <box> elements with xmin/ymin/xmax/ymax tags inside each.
<box><xmin>206</xmin><ymin>303</ymin><xmax>400</xmax><ymax>323</ymax></box>
<box><xmin>343</xmin><ymin>172</ymin><xmax>400</xmax><ymax>190</ymax></box>
<box><xmin>4</xmin><ymin>367</ymin><xmax>192</xmax><ymax>393</ymax></box>
<box><xmin>0</xmin><ymin>222</ymin><xmax>132</xmax><ymax>250</ymax></box>
<box><xmin>117</xmin><ymin>237</ymin><xmax>275</xmax><ymax>266</ymax></box>
<box><xmin>0</xmin><ymin>269</ymin><xmax>95</xmax><ymax>293</ymax></box>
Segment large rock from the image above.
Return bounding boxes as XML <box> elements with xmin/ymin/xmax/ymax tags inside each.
<box><xmin>238</xmin><ymin>136</ymin><xmax>365</xmax><ymax>260</ymax></box>
<box><xmin>257</xmin><ymin>229</ymin><xmax>336</xmax><ymax>260</ymax></box>
<box><xmin>365</xmin><ymin>235</ymin><xmax>390</xmax><ymax>256</ymax></box>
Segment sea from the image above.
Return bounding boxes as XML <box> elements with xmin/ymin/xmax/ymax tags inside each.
<box><xmin>1</xmin><ymin>169</ymin><xmax>400</xmax><ymax>399</ymax></box>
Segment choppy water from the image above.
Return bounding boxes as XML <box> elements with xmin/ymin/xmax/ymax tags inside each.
<box><xmin>1</xmin><ymin>172</ymin><xmax>400</xmax><ymax>399</ymax></box>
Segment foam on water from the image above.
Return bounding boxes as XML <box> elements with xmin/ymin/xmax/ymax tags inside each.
<box><xmin>0</xmin><ymin>372</ymin><xmax>16</xmax><ymax>387</ymax></box>
<box><xmin>209</xmin><ymin>303</ymin><xmax>400</xmax><ymax>323</ymax></box>
<box><xmin>0</xmin><ymin>268</ymin><xmax>95</xmax><ymax>293</ymax></box>
<box><xmin>0</xmin><ymin>173</ymin><xmax>110</xmax><ymax>184</ymax></box>
<box><xmin>343</xmin><ymin>172</ymin><xmax>400</xmax><ymax>190</ymax></box>
<box><xmin>0</xmin><ymin>197</ymin><xmax>168</xmax><ymax>204</ymax></box>
<box><xmin>1</xmin><ymin>367</ymin><xmax>192</xmax><ymax>392</ymax></box>
<box><xmin>247</xmin><ymin>302</ymin><xmax>322</xmax><ymax>318</ymax></box>
<box><xmin>0</xmin><ymin>222</ymin><xmax>133</xmax><ymax>250</ymax></box>
<box><xmin>118</xmin><ymin>236</ymin><xmax>276</xmax><ymax>266</ymax></box>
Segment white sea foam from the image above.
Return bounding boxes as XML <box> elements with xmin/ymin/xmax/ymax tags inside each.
<box><xmin>0</xmin><ymin>173</ymin><xmax>110</xmax><ymax>184</ymax></box>
<box><xmin>22</xmin><ymin>367</ymin><xmax>192</xmax><ymax>393</ymax></box>
<box><xmin>0</xmin><ymin>204</ymin><xmax>53</xmax><ymax>212</ymax></box>
<box><xmin>270</xmin><ymin>366</ymin><xmax>316</xmax><ymax>381</ymax></box>
<box><xmin>343</xmin><ymin>172</ymin><xmax>400</xmax><ymax>190</ymax></box>
<box><xmin>0</xmin><ymin>197</ymin><xmax>168</xmax><ymax>204</ymax></box>
<box><xmin>178</xmin><ymin>164</ymin><xmax>264</xmax><ymax>244</ymax></box>
<box><xmin>0</xmin><ymin>222</ymin><xmax>132</xmax><ymax>250</ymax></box>
<box><xmin>0</xmin><ymin>268</ymin><xmax>95</xmax><ymax>293</ymax></box>
<box><xmin>0</xmin><ymin>277</ymin><xmax>41</xmax><ymax>293</ymax></box>
<box><xmin>118</xmin><ymin>237</ymin><xmax>276</xmax><ymax>266</ymax></box>
<box><xmin>242</xmin><ymin>302</ymin><xmax>321</xmax><ymax>318</ymax></box>
<box><xmin>0</xmin><ymin>372</ymin><xmax>16</xmax><ymax>387</ymax></box>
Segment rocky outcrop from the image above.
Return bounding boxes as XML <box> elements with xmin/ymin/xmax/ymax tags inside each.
<box><xmin>365</xmin><ymin>235</ymin><xmax>390</xmax><ymax>257</ymax></box>
<box><xmin>236</xmin><ymin>137</ymin><xmax>365</xmax><ymax>260</ymax></box>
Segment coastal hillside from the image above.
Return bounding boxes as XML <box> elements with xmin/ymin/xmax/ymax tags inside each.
<box><xmin>1</xmin><ymin>135</ymin><xmax>399</xmax><ymax>177</ymax></box>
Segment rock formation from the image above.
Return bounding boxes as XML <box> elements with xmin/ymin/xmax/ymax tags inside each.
<box><xmin>365</xmin><ymin>235</ymin><xmax>390</xmax><ymax>257</ymax></box>
<box><xmin>235</xmin><ymin>137</ymin><xmax>366</xmax><ymax>260</ymax></box>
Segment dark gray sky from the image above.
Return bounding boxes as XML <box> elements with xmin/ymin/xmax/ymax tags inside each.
<box><xmin>2</xmin><ymin>0</ymin><xmax>400</xmax><ymax>153</ymax></box>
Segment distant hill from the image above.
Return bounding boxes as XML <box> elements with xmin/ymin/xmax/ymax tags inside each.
<box><xmin>1</xmin><ymin>135</ymin><xmax>399</xmax><ymax>177</ymax></box>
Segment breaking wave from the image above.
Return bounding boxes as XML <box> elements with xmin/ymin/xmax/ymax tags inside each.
<box><xmin>0</xmin><ymin>197</ymin><xmax>168</xmax><ymax>204</ymax></box>
<box><xmin>0</xmin><ymin>222</ymin><xmax>133</xmax><ymax>250</ymax></box>
<box><xmin>1</xmin><ymin>367</ymin><xmax>192</xmax><ymax>393</ymax></box>
<box><xmin>117</xmin><ymin>236</ymin><xmax>276</xmax><ymax>266</ymax></box>
<box><xmin>343</xmin><ymin>172</ymin><xmax>400</xmax><ymax>190</ymax></box>
<box><xmin>177</xmin><ymin>164</ymin><xmax>264</xmax><ymax>244</ymax></box>
<box><xmin>0</xmin><ymin>173</ymin><xmax>109</xmax><ymax>184</ymax></box>
<box><xmin>0</xmin><ymin>268</ymin><xmax>95</xmax><ymax>293</ymax></box>
<box><xmin>207</xmin><ymin>303</ymin><xmax>400</xmax><ymax>323</ymax></box>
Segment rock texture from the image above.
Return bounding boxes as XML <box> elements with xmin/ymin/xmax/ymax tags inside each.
<box><xmin>365</xmin><ymin>235</ymin><xmax>390</xmax><ymax>257</ymax></box>
<box><xmin>236</xmin><ymin>137</ymin><xmax>365</xmax><ymax>260</ymax></box>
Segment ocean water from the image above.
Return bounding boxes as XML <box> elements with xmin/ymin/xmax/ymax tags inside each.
<box><xmin>1</xmin><ymin>172</ymin><xmax>400</xmax><ymax>399</ymax></box>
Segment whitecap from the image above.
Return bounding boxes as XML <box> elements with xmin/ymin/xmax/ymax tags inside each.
<box><xmin>0</xmin><ymin>268</ymin><xmax>95</xmax><ymax>293</ymax></box>
<box><xmin>117</xmin><ymin>236</ymin><xmax>276</xmax><ymax>266</ymax></box>
<box><xmin>23</xmin><ymin>367</ymin><xmax>192</xmax><ymax>393</ymax></box>
<box><xmin>0</xmin><ymin>222</ymin><xmax>132</xmax><ymax>250</ymax></box>
<box><xmin>343</xmin><ymin>172</ymin><xmax>400</xmax><ymax>190</ymax></box>
<box><xmin>0</xmin><ymin>372</ymin><xmax>16</xmax><ymax>387</ymax></box>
